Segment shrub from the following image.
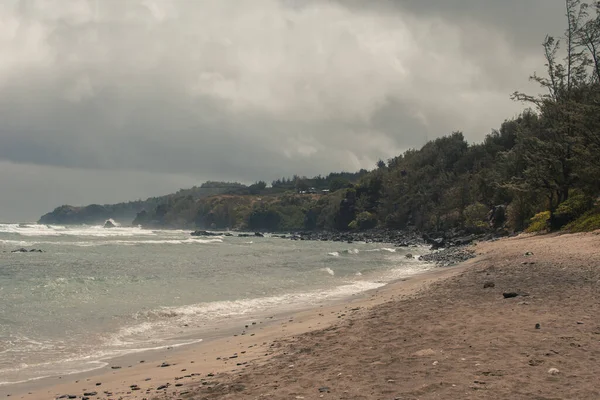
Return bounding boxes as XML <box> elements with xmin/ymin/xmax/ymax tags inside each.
<box><xmin>550</xmin><ymin>193</ymin><xmax>594</xmax><ymax>229</ymax></box>
<box><xmin>463</xmin><ymin>202</ymin><xmax>489</xmax><ymax>232</ymax></box>
<box><xmin>563</xmin><ymin>205</ymin><xmax>600</xmax><ymax>232</ymax></box>
<box><xmin>351</xmin><ymin>211</ymin><xmax>378</xmax><ymax>230</ymax></box>
<box><xmin>525</xmin><ymin>211</ymin><xmax>550</xmax><ymax>233</ymax></box>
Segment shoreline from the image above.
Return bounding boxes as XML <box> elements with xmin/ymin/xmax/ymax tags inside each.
<box><xmin>5</xmin><ymin>231</ymin><xmax>599</xmax><ymax>399</ymax></box>
<box><xmin>0</xmin><ymin>260</ymin><xmax>469</xmax><ymax>399</ymax></box>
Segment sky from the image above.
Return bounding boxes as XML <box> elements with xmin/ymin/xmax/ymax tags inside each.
<box><xmin>0</xmin><ymin>0</ymin><xmax>568</xmax><ymax>222</ymax></box>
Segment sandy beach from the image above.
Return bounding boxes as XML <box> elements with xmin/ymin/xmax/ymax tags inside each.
<box><xmin>6</xmin><ymin>232</ymin><xmax>600</xmax><ymax>400</ymax></box>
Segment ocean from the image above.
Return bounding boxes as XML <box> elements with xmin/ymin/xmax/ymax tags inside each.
<box><xmin>0</xmin><ymin>223</ymin><xmax>432</xmax><ymax>387</ymax></box>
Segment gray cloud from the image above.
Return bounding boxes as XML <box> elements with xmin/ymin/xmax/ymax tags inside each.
<box><xmin>0</xmin><ymin>0</ymin><xmax>568</xmax><ymax>221</ymax></box>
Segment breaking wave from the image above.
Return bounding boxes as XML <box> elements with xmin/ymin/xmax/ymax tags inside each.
<box><xmin>0</xmin><ymin>223</ymin><xmax>158</xmax><ymax>237</ymax></box>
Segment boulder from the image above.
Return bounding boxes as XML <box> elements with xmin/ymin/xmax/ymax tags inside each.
<box><xmin>488</xmin><ymin>205</ymin><xmax>507</xmax><ymax>229</ymax></box>
<box><xmin>191</xmin><ymin>230</ymin><xmax>220</xmax><ymax>237</ymax></box>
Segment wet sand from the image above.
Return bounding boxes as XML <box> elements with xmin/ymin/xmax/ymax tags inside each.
<box><xmin>6</xmin><ymin>232</ymin><xmax>600</xmax><ymax>399</ymax></box>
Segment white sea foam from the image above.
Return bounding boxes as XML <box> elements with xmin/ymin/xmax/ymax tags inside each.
<box><xmin>0</xmin><ymin>223</ymin><xmax>158</xmax><ymax>237</ymax></box>
<box><xmin>1</xmin><ymin>237</ymin><xmax>223</xmax><ymax>247</ymax></box>
<box><xmin>327</xmin><ymin>251</ymin><xmax>340</xmax><ymax>257</ymax></box>
<box><xmin>115</xmin><ymin>279</ymin><xmax>386</xmax><ymax>347</ymax></box>
<box><xmin>365</xmin><ymin>247</ymin><xmax>396</xmax><ymax>253</ymax></box>
<box><xmin>322</xmin><ymin>267</ymin><xmax>335</xmax><ymax>276</ymax></box>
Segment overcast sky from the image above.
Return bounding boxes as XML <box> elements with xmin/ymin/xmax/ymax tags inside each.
<box><xmin>0</xmin><ymin>0</ymin><xmax>567</xmax><ymax>222</ymax></box>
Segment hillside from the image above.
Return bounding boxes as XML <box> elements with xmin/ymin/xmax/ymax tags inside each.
<box><xmin>37</xmin><ymin>182</ymin><xmax>250</xmax><ymax>225</ymax></box>
<box><xmin>39</xmin><ymin>4</ymin><xmax>600</xmax><ymax>235</ymax></box>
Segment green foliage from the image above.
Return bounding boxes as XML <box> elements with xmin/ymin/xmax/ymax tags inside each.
<box><xmin>350</xmin><ymin>211</ymin><xmax>378</xmax><ymax>230</ymax></box>
<box><xmin>248</xmin><ymin>206</ymin><xmax>282</xmax><ymax>231</ymax></box>
<box><xmin>526</xmin><ymin>211</ymin><xmax>551</xmax><ymax>233</ymax></box>
<box><xmin>248</xmin><ymin>181</ymin><xmax>267</xmax><ymax>195</ymax></box>
<box><xmin>463</xmin><ymin>203</ymin><xmax>489</xmax><ymax>232</ymax></box>
<box><xmin>551</xmin><ymin>193</ymin><xmax>594</xmax><ymax>228</ymax></box>
<box><xmin>329</xmin><ymin>178</ymin><xmax>352</xmax><ymax>192</ymax></box>
<box><xmin>563</xmin><ymin>205</ymin><xmax>600</xmax><ymax>232</ymax></box>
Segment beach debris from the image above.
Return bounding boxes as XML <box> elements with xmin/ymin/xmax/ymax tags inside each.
<box><xmin>95</xmin><ymin>383</ymin><xmax>101</xmax><ymax>386</ymax></box>
<box><xmin>110</xmin><ymin>365</ymin><xmax>121</xmax><ymax>369</ymax></box>
<box><xmin>525</xmin><ymin>251</ymin><xmax>534</xmax><ymax>256</ymax></box>
<box><xmin>577</xmin><ymin>321</ymin><xmax>584</xmax><ymax>324</ymax></box>
<box><xmin>83</xmin><ymin>392</ymin><xmax>97</xmax><ymax>396</ymax></box>
<box><xmin>156</xmin><ymin>384</ymin><xmax>169</xmax><ymax>390</ymax></box>
<box><xmin>483</xmin><ymin>281</ymin><xmax>495</xmax><ymax>288</ymax></box>
<box><xmin>159</xmin><ymin>362</ymin><xmax>171</xmax><ymax>367</ymax></box>
<box><xmin>548</xmin><ymin>368</ymin><xmax>560</xmax><ymax>375</ymax></box>
<box><xmin>502</xmin><ymin>292</ymin><xmax>519</xmax><ymax>299</ymax></box>
<box><xmin>535</xmin><ymin>323</ymin><xmax>541</xmax><ymax>329</ymax></box>
<box><xmin>318</xmin><ymin>387</ymin><xmax>330</xmax><ymax>393</ymax></box>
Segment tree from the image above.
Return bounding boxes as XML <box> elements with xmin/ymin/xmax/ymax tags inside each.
<box><xmin>511</xmin><ymin>0</ymin><xmax>600</xmax><ymax>214</ymax></box>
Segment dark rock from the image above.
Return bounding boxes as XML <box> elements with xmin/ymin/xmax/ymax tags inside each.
<box><xmin>488</xmin><ymin>205</ymin><xmax>507</xmax><ymax>229</ymax></box>
<box><xmin>157</xmin><ymin>385</ymin><xmax>169</xmax><ymax>390</ymax></box>
<box><xmin>525</xmin><ymin>252</ymin><xmax>534</xmax><ymax>256</ymax></box>
<box><xmin>535</xmin><ymin>323</ymin><xmax>541</xmax><ymax>329</ymax></box>
<box><xmin>254</xmin><ymin>232</ymin><xmax>264</xmax><ymax>237</ymax></box>
<box><xmin>159</xmin><ymin>362</ymin><xmax>171</xmax><ymax>367</ymax></box>
<box><xmin>191</xmin><ymin>230</ymin><xmax>221</xmax><ymax>237</ymax></box>
<box><xmin>503</xmin><ymin>292</ymin><xmax>519</xmax><ymax>299</ymax></box>
<box><xmin>318</xmin><ymin>387</ymin><xmax>330</xmax><ymax>393</ymax></box>
<box><xmin>11</xmin><ymin>248</ymin><xmax>28</xmax><ymax>253</ymax></box>
<box><xmin>405</xmin><ymin>253</ymin><xmax>413</xmax><ymax>258</ymax></box>
<box><xmin>110</xmin><ymin>366</ymin><xmax>121</xmax><ymax>369</ymax></box>
<box><xmin>419</xmin><ymin>246</ymin><xmax>476</xmax><ymax>267</ymax></box>
<box><xmin>483</xmin><ymin>282</ymin><xmax>495</xmax><ymax>288</ymax></box>
<box><xmin>83</xmin><ymin>392</ymin><xmax>97</xmax><ymax>396</ymax></box>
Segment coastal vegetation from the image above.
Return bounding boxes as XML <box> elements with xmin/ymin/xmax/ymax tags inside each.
<box><xmin>39</xmin><ymin>0</ymin><xmax>600</xmax><ymax>235</ymax></box>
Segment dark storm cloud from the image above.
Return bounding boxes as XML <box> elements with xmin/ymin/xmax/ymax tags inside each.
<box><xmin>0</xmin><ymin>0</ymin><xmax>568</xmax><ymax>220</ymax></box>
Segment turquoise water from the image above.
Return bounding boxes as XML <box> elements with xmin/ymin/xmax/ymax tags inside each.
<box><xmin>0</xmin><ymin>223</ymin><xmax>431</xmax><ymax>386</ymax></box>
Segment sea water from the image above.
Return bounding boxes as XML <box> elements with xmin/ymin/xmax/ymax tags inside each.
<box><xmin>0</xmin><ymin>223</ymin><xmax>432</xmax><ymax>386</ymax></box>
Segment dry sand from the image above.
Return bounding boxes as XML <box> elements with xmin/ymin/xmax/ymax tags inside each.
<box><xmin>6</xmin><ymin>232</ymin><xmax>600</xmax><ymax>399</ymax></box>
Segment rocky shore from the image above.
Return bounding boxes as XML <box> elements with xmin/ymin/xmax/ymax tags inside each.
<box><xmin>191</xmin><ymin>228</ymin><xmax>507</xmax><ymax>266</ymax></box>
